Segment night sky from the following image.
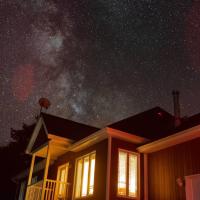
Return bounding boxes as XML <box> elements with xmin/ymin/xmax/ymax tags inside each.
<box><xmin>1</xmin><ymin>0</ymin><xmax>200</xmax><ymax>145</ymax></box>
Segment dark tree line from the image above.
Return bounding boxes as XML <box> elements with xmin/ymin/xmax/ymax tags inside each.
<box><xmin>0</xmin><ymin>123</ymin><xmax>35</xmax><ymax>199</ymax></box>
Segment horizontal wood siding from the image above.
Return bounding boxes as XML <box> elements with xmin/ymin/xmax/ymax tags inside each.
<box><xmin>148</xmin><ymin>138</ymin><xmax>200</xmax><ymax>200</ymax></box>
<box><xmin>110</xmin><ymin>138</ymin><xmax>143</xmax><ymax>200</ymax></box>
<box><xmin>48</xmin><ymin>139</ymin><xmax>108</xmax><ymax>200</ymax></box>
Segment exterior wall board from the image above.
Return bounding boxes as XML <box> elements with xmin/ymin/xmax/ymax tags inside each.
<box><xmin>148</xmin><ymin>138</ymin><xmax>200</xmax><ymax>200</ymax></box>
<box><xmin>49</xmin><ymin>139</ymin><xmax>108</xmax><ymax>200</ymax></box>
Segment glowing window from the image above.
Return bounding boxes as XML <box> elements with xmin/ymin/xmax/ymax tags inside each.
<box><xmin>118</xmin><ymin>150</ymin><xmax>138</xmax><ymax>198</ymax></box>
<box><xmin>74</xmin><ymin>152</ymin><xmax>96</xmax><ymax>198</ymax></box>
<box><xmin>57</xmin><ymin>163</ymin><xmax>69</xmax><ymax>198</ymax></box>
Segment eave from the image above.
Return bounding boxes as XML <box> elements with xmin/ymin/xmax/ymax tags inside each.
<box><xmin>26</xmin><ymin>115</ymin><xmax>149</xmax><ymax>157</ymax></box>
<box><xmin>137</xmin><ymin>124</ymin><xmax>200</xmax><ymax>153</ymax></box>
<box><xmin>65</xmin><ymin>127</ymin><xmax>148</xmax><ymax>152</ymax></box>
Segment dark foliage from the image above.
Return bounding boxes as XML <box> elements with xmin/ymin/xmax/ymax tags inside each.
<box><xmin>0</xmin><ymin>123</ymin><xmax>35</xmax><ymax>200</ymax></box>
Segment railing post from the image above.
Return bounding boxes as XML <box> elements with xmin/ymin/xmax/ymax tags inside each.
<box><xmin>25</xmin><ymin>153</ymin><xmax>36</xmax><ymax>200</ymax></box>
<box><xmin>41</xmin><ymin>143</ymin><xmax>51</xmax><ymax>200</ymax></box>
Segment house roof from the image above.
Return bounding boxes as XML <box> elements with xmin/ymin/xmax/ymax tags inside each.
<box><xmin>108</xmin><ymin>107</ymin><xmax>175</xmax><ymax>141</ymax></box>
<box><xmin>41</xmin><ymin>112</ymin><xmax>100</xmax><ymax>141</ymax></box>
<box><xmin>41</xmin><ymin>107</ymin><xmax>200</xmax><ymax>143</ymax></box>
<box><xmin>167</xmin><ymin>112</ymin><xmax>200</xmax><ymax>135</ymax></box>
<box><xmin>109</xmin><ymin>107</ymin><xmax>200</xmax><ymax>141</ymax></box>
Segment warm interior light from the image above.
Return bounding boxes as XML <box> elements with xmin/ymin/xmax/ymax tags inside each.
<box><xmin>75</xmin><ymin>152</ymin><xmax>96</xmax><ymax>198</ymax></box>
<box><xmin>89</xmin><ymin>154</ymin><xmax>95</xmax><ymax>194</ymax></box>
<box><xmin>82</xmin><ymin>157</ymin><xmax>89</xmax><ymax>196</ymax></box>
<box><xmin>75</xmin><ymin>160</ymin><xmax>83</xmax><ymax>198</ymax></box>
<box><xmin>129</xmin><ymin>154</ymin><xmax>137</xmax><ymax>197</ymax></box>
<box><xmin>58</xmin><ymin>168</ymin><xmax>65</xmax><ymax>195</ymax></box>
<box><xmin>57</xmin><ymin>164</ymin><xmax>69</xmax><ymax>197</ymax></box>
<box><xmin>118</xmin><ymin>150</ymin><xmax>138</xmax><ymax>197</ymax></box>
<box><xmin>118</xmin><ymin>151</ymin><xmax>127</xmax><ymax>196</ymax></box>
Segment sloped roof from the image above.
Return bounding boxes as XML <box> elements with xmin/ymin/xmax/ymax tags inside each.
<box><xmin>41</xmin><ymin>113</ymin><xmax>99</xmax><ymax>141</ymax></box>
<box><xmin>41</xmin><ymin>108</ymin><xmax>200</xmax><ymax>143</ymax></box>
<box><xmin>109</xmin><ymin>107</ymin><xmax>175</xmax><ymax>140</ymax></box>
<box><xmin>109</xmin><ymin>107</ymin><xmax>200</xmax><ymax>141</ymax></box>
<box><xmin>167</xmin><ymin>112</ymin><xmax>200</xmax><ymax>135</ymax></box>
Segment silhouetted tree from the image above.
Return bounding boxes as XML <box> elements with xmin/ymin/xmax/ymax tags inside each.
<box><xmin>0</xmin><ymin>123</ymin><xmax>35</xmax><ymax>200</ymax></box>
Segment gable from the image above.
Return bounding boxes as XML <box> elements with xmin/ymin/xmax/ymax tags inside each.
<box><xmin>26</xmin><ymin>117</ymin><xmax>49</xmax><ymax>154</ymax></box>
<box><xmin>32</xmin><ymin>125</ymin><xmax>48</xmax><ymax>152</ymax></box>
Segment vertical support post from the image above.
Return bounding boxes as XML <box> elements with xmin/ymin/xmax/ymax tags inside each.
<box><xmin>41</xmin><ymin>143</ymin><xmax>51</xmax><ymax>200</ymax></box>
<box><xmin>106</xmin><ymin>135</ymin><xmax>112</xmax><ymax>200</ymax></box>
<box><xmin>28</xmin><ymin>154</ymin><xmax>36</xmax><ymax>185</ymax></box>
<box><xmin>25</xmin><ymin>153</ymin><xmax>36</xmax><ymax>200</ymax></box>
<box><xmin>144</xmin><ymin>154</ymin><xmax>148</xmax><ymax>200</ymax></box>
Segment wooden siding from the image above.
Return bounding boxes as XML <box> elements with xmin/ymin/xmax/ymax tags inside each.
<box><xmin>109</xmin><ymin>138</ymin><xmax>143</xmax><ymax>200</ymax></box>
<box><xmin>148</xmin><ymin>138</ymin><xmax>200</xmax><ymax>200</ymax></box>
<box><xmin>48</xmin><ymin>139</ymin><xmax>108</xmax><ymax>200</ymax></box>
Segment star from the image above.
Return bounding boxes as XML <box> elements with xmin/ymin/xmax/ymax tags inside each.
<box><xmin>0</xmin><ymin>0</ymin><xmax>200</xmax><ymax>146</ymax></box>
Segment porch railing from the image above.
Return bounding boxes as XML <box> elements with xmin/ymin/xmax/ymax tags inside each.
<box><xmin>25</xmin><ymin>179</ymin><xmax>69</xmax><ymax>200</ymax></box>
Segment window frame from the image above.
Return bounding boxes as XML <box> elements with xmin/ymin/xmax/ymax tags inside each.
<box><xmin>56</xmin><ymin>163</ymin><xmax>69</xmax><ymax>198</ymax></box>
<box><xmin>117</xmin><ymin>149</ymin><xmax>140</xmax><ymax>199</ymax></box>
<box><xmin>73</xmin><ymin>151</ymin><xmax>96</xmax><ymax>199</ymax></box>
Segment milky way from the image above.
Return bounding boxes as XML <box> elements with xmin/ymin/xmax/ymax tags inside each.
<box><xmin>0</xmin><ymin>0</ymin><xmax>200</xmax><ymax>145</ymax></box>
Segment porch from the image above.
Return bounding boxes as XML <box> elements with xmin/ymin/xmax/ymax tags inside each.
<box><xmin>25</xmin><ymin>135</ymin><xmax>72</xmax><ymax>200</ymax></box>
<box><xmin>26</xmin><ymin>179</ymin><xmax>70</xmax><ymax>200</ymax></box>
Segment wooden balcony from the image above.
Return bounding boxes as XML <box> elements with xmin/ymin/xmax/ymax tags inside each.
<box><xmin>25</xmin><ymin>137</ymin><xmax>72</xmax><ymax>200</ymax></box>
<box><xmin>25</xmin><ymin>179</ymin><xmax>70</xmax><ymax>200</ymax></box>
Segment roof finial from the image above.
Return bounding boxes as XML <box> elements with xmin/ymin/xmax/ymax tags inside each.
<box><xmin>38</xmin><ymin>98</ymin><xmax>51</xmax><ymax>115</ymax></box>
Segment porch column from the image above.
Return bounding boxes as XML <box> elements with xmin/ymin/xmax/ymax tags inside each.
<box><xmin>27</xmin><ymin>153</ymin><xmax>36</xmax><ymax>185</ymax></box>
<box><xmin>144</xmin><ymin>154</ymin><xmax>148</xmax><ymax>200</ymax></box>
<box><xmin>41</xmin><ymin>143</ymin><xmax>51</xmax><ymax>200</ymax></box>
<box><xmin>25</xmin><ymin>153</ymin><xmax>36</xmax><ymax>200</ymax></box>
<box><xmin>106</xmin><ymin>136</ymin><xmax>112</xmax><ymax>200</ymax></box>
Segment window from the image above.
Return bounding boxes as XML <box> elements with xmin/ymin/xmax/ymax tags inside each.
<box><xmin>74</xmin><ymin>152</ymin><xmax>96</xmax><ymax>198</ymax></box>
<box><xmin>118</xmin><ymin>150</ymin><xmax>138</xmax><ymax>198</ymax></box>
<box><xmin>56</xmin><ymin>163</ymin><xmax>69</xmax><ymax>198</ymax></box>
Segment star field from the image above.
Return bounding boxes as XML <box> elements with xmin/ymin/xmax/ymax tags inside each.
<box><xmin>0</xmin><ymin>0</ymin><xmax>200</xmax><ymax>145</ymax></box>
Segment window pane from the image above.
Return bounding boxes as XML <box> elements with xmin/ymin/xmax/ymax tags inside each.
<box><xmin>89</xmin><ymin>154</ymin><xmax>96</xmax><ymax>195</ymax></box>
<box><xmin>58</xmin><ymin>167</ymin><xmax>66</xmax><ymax>196</ymax></box>
<box><xmin>75</xmin><ymin>159</ymin><xmax>83</xmax><ymax>198</ymax></box>
<box><xmin>82</xmin><ymin>156</ymin><xmax>89</xmax><ymax>197</ymax></box>
<box><xmin>74</xmin><ymin>152</ymin><xmax>96</xmax><ymax>199</ymax></box>
<box><xmin>129</xmin><ymin>154</ymin><xmax>137</xmax><ymax>197</ymax></box>
<box><xmin>118</xmin><ymin>151</ymin><xmax>127</xmax><ymax>196</ymax></box>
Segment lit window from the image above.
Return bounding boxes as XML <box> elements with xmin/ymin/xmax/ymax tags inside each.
<box><xmin>57</xmin><ymin>163</ymin><xmax>69</xmax><ymax>198</ymax></box>
<box><xmin>74</xmin><ymin>152</ymin><xmax>96</xmax><ymax>198</ymax></box>
<box><xmin>118</xmin><ymin>150</ymin><xmax>138</xmax><ymax>198</ymax></box>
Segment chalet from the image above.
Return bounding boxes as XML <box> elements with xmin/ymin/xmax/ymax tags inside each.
<box><xmin>15</xmin><ymin>92</ymin><xmax>200</xmax><ymax>200</ymax></box>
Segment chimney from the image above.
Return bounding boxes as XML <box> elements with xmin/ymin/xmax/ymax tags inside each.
<box><xmin>172</xmin><ymin>90</ymin><xmax>181</xmax><ymax>127</ymax></box>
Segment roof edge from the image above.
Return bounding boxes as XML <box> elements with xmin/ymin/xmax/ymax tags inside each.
<box><xmin>107</xmin><ymin>127</ymin><xmax>149</xmax><ymax>144</ymax></box>
<box><xmin>108</xmin><ymin>106</ymin><xmax>173</xmax><ymax>127</ymax></box>
<box><xmin>64</xmin><ymin>127</ymin><xmax>149</xmax><ymax>152</ymax></box>
<box><xmin>137</xmin><ymin>124</ymin><xmax>200</xmax><ymax>153</ymax></box>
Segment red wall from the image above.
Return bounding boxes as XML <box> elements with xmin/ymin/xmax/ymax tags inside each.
<box><xmin>48</xmin><ymin>139</ymin><xmax>108</xmax><ymax>200</ymax></box>
<box><xmin>148</xmin><ymin>138</ymin><xmax>200</xmax><ymax>200</ymax></box>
